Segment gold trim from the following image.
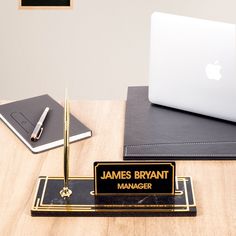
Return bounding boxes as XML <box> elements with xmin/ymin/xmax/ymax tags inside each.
<box><xmin>39</xmin><ymin>176</ymin><xmax>93</xmax><ymax>180</ymax></box>
<box><xmin>31</xmin><ymin>176</ymin><xmax>196</xmax><ymax>213</ymax></box>
<box><xmin>94</xmin><ymin>162</ymin><xmax>175</xmax><ymax>195</ymax></box>
<box><xmin>36</xmin><ymin>198</ymin><xmax>40</xmax><ymax>209</ymax></box>
<box><xmin>183</xmin><ymin>178</ymin><xmax>189</xmax><ymax>212</ymax></box>
<box><xmin>175</xmin><ymin>176</ymin><xmax>179</xmax><ymax>190</ymax></box>
<box><xmin>32</xmin><ymin>208</ymin><xmax>191</xmax><ymax>213</ymax></box>
<box><xmin>32</xmin><ymin>175</ymin><xmax>42</xmax><ymax>207</ymax></box>
<box><xmin>189</xmin><ymin>176</ymin><xmax>196</xmax><ymax>206</ymax></box>
<box><xmin>40</xmin><ymin>176</ymin><xmax>48</xmax><ymax>206</ymax></box>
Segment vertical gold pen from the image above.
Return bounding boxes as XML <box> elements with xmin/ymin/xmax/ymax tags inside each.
<box><xmin>60</xmin><ymin>90</ymin><xmax>72</xmax><ymax>198</ymax></box>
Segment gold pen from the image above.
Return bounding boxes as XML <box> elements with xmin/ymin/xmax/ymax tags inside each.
<box><xmin>60</xmin><ymin>91</ymin><xmax>72</xmax><ymax>198</ymax></box>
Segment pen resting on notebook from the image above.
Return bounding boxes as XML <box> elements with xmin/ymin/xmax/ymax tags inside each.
<box><xmin>31</xmin><ymin>107</ymin><xmax>50</xmax><ymax>142</ymax></box>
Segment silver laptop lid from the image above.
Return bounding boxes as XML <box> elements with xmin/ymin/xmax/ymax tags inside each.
<box><xmin>149</xmin><ymin>12</ymin><xmax>236</xmax><ymax>122</ymax></box>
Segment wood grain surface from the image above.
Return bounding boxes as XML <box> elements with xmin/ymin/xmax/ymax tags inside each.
<box><xmin>0</xmin><ymin>100</ymin><xmax>235</xmax><ymax>236</ymax></box>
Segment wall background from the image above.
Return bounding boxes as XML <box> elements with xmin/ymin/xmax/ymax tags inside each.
<box><xmin>1</xmin><ymin>0</ymin><xmax>236</xmax><ymax>100</ymax></box>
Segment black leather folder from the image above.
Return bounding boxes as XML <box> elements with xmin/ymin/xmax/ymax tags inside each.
<box><xmin>124</xmin><ymin>86</ymin><xmax>236</xmax><ymax>160</ymax></box>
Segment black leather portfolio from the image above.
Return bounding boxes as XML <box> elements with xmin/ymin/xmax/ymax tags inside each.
<box><xmin>124</xmin><ymin>86</ymin><xmax>236</xmax><ymax>160</ymax></box>
<box><xmin>0</xmin><ymin>95</ymin><xmax>92</xmax><ymax>153</ymax></box>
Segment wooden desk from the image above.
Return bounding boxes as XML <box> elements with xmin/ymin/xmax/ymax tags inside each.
<box><xmin>0</xmin><ymin>101</ymin><xmax>235</xmax><ymax>236</ymax></box>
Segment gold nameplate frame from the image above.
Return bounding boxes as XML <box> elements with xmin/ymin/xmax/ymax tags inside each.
<box><xmin>94</xmin><ymin>162</ymin><xmax>175</xmax><ymax>195</ymax></box>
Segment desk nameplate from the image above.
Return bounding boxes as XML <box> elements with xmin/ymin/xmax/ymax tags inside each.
<box><xmin>94</xmin><ymin>162</ymin><xmax>175</xmax><ymax>195</ymax></box>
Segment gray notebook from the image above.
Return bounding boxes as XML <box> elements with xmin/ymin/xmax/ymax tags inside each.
<box><xmin>0</xmin><ymin>95</ymin><xmax>92</xmax><ymax>153</ymax></box>
<box><xmin>124</xmin><ymin>86</ymin><xmax>236</xmax><ymax>160</ymax></box>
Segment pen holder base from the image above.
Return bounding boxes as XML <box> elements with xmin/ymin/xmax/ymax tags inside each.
<box><xmin>31</xmin><ymin>176</ymin><xmax>196</xmax><ymax>217</ymax></box>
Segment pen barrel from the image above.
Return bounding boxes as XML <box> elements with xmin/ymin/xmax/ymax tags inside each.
<box><xmin>64</xmin><ymin>130</ymin><xmax>69</xmax><ymax>187</ymax></box>
<box><xmin>31</xmin><ymin>107</ymin><xmax>49</xmax><ymax>142</ymax></box>
<box><xmin>31</xmin><ymin>123</ymin><xmax>42</xmax><ymax>141</ymax></box>
<box><xmin>39</xmin><ymin>107</ymin><xmax>50</xmax><ymax>123</ymax></box>
<box><xmin>63</xmin><ymin>98</ymin><xmax>70</xmax><ymax>188</ymax></box>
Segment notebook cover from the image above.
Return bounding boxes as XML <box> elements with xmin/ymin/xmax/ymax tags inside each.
<box><xmin>0</xmin><ymin>95</ymin><xmax>92</xmax><ymax>153</ymax></box>
<box><xmin>124</xmin><ymin>86</ymin><xmax>236</xmax><ymax>160</ymax></box>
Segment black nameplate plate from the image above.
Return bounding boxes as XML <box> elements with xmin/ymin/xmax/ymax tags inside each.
<box><xmin>21</xmin><ymin>0</ymin><xmax>71</xmax><ymax>7</ymax></box>
<box><xmin>94</xmin><ymin>162</ymin><xmax>175</xmax><ymax>195</ymax></box>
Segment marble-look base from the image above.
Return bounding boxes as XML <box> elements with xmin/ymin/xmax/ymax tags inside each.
<box><xmin>31</xmin><ymin>176</ymin><xmax>196</xmax><ymax>216</ymax></box>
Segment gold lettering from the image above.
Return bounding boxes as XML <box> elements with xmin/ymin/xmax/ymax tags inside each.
<box><xmin>100</xmin><ymin>171</ymin><xmax>132</xmax><ymax>180</ymax></box>
<box><xmin>113</xmin><ymin>171</ymin><xmax>121</xmax><ymax>179</ymax></box>
<box><xmin>147</xmin><ymin>183</ymin><xmax>152</xmax><ymax>189</ymax></box>
<box><xmin>163</xmin><ymin>171</ymin><xmax>169</xmax><ymax>178</ymax></box>
<box><xmin>134</xmin><ymin>170</ymin><xmax>170</xmax><ymax>179</ymax></box>
<box><xmin>156</xmin><ymin>171</ymin><xmax>164</xmax><ymax>179</ymax></box>
<box><xmin>117</xmin><ymin>183</ymin><xmax>152</xmax><ymax>190</ymax></box>
<box><xmin>140</xmin><ymin>171</ymin><xmax>146</xmax><ymax>179</ymax></box>
<box><xmin>100</xmin><ymin>171</ymin><xmax>109</xmax><ymax>179</ymax></box>
<box><xmin>134</xmin><ymin>171</ymin><xmax>139</xmax><ymax>179</ymax></box>
<box><xmin>126</xmin><ymin>171</ymin><xmax>132</xmax><ymax>179</ymax></box>
<box><xmin>101</xmin><ymin>170</ymin><xmax>170</xmax><ymax>180</ymax></box>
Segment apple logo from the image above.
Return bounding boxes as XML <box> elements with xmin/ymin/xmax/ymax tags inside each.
<box><xmin>205</xmin><ymin>61</ymin><xmax>222</xmax><ymax>80</ymax></box>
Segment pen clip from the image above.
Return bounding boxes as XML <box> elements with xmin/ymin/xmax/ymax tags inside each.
<box><xmin>36</xmin><ymin>127</ymin><xmax>43</xmax><ymax>140</ymax></box>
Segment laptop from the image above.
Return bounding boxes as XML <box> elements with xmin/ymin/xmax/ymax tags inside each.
<box><xmin>149</xmin><ymin>12</ymin><xmax>236</xmax><ymax>122</ymax></box>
